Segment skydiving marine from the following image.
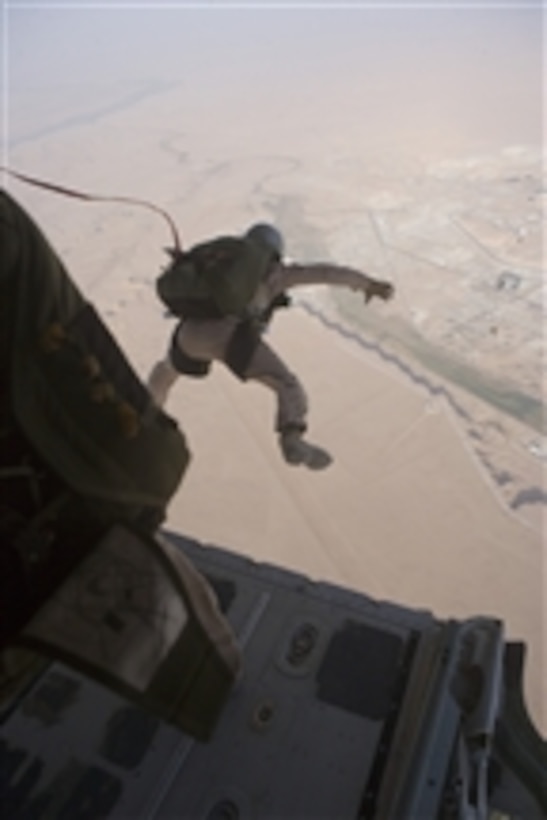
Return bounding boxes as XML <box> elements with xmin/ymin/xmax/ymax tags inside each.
<box><xmin>148</xmin><ymin>223</ymin><xmax>394</xmax><ymax>470</ymax></box>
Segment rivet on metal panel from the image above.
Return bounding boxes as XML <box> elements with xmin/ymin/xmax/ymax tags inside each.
<box><xmin>286</xmin><ymin>623</ymin><xmax>319</xmax><ymax>666</ymax></box>
<box><xmin>251</xmin><ymin>698</ymin><xmax>275</xmax><ymax>731</ymax></box>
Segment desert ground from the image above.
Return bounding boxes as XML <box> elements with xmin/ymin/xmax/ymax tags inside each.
<box><xmin>5</xmin><ymin>53</ymin><xmax>545</xmax><ymax>736</ymax></box>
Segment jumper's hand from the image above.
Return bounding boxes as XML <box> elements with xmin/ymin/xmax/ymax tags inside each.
<box><xmin>364</xmin><ymin>279</ymin><xmax>395</xmax><ymax>304</ymax></box>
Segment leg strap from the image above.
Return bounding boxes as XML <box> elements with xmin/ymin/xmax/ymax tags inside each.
<box><xmin>225</xmin><ymin>321</ymin><xmax>261</xmax><ymax>381</ymax></box>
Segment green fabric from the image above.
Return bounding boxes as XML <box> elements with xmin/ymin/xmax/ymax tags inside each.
<box><xmin>157</xmin><ymin>235</ymin><xmax>276</xmax><ymax>318</ymax></box>
<box><xmin>1</xmin><ymin>189</ymin><xmax>190</xmax><ymax>526</ymax></box>
<box><xmin>18</xmin><ymin>525</ymin><xmax>242</xmax><ymax>741</ymax></box>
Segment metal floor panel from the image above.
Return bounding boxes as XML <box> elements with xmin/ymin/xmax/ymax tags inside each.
<box><xmin>1</xmin><ymin>530</ymin><xmax>441</xmax><ymax>819</ymax></box>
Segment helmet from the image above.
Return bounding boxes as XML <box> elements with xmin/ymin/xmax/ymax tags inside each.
<box><xmin>245</xmin><ymin>223</ymin><xmax>284</xmax><ymax>259</ymax></box>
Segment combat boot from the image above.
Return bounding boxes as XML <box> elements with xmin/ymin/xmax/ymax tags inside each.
<box><xmin>279</xmin><ymin>426</ymin><xmax>332</xmax><ymax>470</ymax></box>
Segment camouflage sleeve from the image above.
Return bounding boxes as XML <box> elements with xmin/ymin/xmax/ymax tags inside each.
<box><xmin>269</xmin><ymin>261</ymin><xmax>374</xmax><ymax>297</ymax></box>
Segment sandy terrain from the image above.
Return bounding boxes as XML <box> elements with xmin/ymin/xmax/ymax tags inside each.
<box><xmin>5</xmin><ymin>80</ymin><xmax>545</xmax><ymax>733</ymax></box>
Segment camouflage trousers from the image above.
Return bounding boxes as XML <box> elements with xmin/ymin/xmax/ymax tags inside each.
<box><xmin>148</xmin><ymin>317</ymin><xmax>308</xmax><ymax>433</ymax></box>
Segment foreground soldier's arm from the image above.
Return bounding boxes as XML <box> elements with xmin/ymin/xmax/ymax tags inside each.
<box><xmin>269</xmin><ymin>261</ymin><xmax>395</xmax><ymax>303</ymax></box>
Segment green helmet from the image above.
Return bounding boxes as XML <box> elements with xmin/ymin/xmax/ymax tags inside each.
<box><xmin>245</xmin><ymin>223</ymin><xmax>284</xmax><ymax>260</ymax></box>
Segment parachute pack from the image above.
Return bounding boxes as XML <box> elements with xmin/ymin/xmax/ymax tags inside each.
<box><xmin>1</xmin><ymin>189</ymin><xmax>190</xmax><ymax>526</ymax></box>
<box><xmin>1</xmin><ymin>189</ymin><xmax>191</xmax><ymax>644</ymax></box>
<box><xmin>156</xmin><ymin>235</ymin><xmax>278</xmax><ymax>319</ymax></box>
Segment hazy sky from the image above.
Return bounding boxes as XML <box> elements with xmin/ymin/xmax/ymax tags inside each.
<box><xmin>2</xmin><ymin>3</ymin><xmax>544</xmax><ymax>157</ymax></box>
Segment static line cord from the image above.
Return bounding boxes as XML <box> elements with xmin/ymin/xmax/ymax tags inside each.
<box><xmin>0</xmin><ymin>165</ymin><xmax>183</xmax><ymax>254</ymax></box>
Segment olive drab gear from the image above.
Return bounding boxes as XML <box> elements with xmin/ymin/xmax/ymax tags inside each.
<box><xmin>1</xmin><ymin>189</ymin><xmax>191</xmax><ymax>644</ymax></box>
<box><xmin>16</xmin><ymin>524</ymin><xmax>242</xmax><ymax>741</ymax></box>
<box><xmin>1</xmin><ymin>190</ymin><xmax>242</xmax><ymax>741</ymax></box>
<box><xmin>156</xmin><ymin>234</ymin><xmax>279</xmax><ymax>319</ymax></box>
<box><xmin>0</xmin><ymin>190</ymin><xmax>189</xmax><ymax>528</ymax></box>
